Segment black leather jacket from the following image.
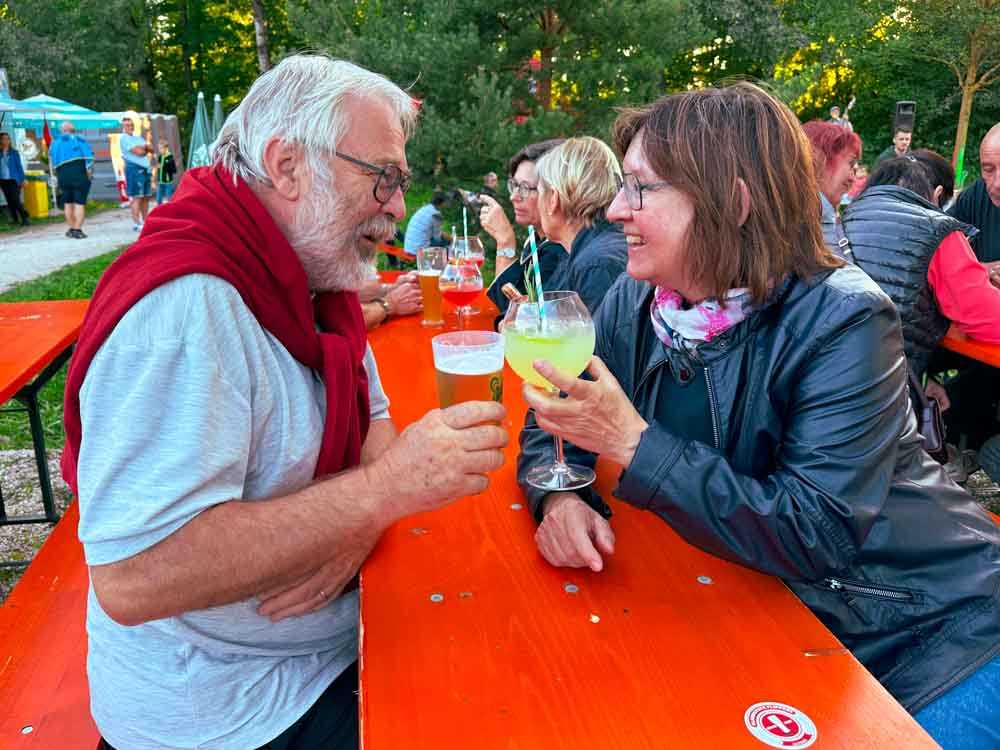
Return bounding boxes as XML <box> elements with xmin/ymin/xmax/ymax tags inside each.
<box><xmin>518</xmin><ymin>264</ymin><xmax>1000</xmax><ymax>712</ymax></box>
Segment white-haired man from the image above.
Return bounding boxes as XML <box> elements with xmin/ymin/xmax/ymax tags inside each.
<box><xmin>62</xmin><ymin>55</ymin><xmax>507</xmax><ymax>750</ymax></box>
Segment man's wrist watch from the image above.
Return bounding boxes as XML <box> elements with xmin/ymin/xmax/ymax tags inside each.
<box><xmin>375</xmin><ymin>297</ymin><xmax>391</xmax><ymax>317</ymax></box>
<box><xmin>497</xmin><ymin>246</ymin><xmax>517</xmax><ymax>259</ymax></box>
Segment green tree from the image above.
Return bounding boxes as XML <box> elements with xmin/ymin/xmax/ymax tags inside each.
<box><xmin>288</xmin><ymin>0</ymin><xmax>700</xmax><ymax>181</ymax></box>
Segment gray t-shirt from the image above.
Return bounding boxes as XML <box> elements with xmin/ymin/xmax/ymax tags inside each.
<box><xmin>119</xmin><ymin>133</ymin><xmax>150</xmax><ymax>169</ymax></box>
<box><xmin>77</xmin><ymin>274</ymin><xmax>389</xmax><ymax>749</ymax></box>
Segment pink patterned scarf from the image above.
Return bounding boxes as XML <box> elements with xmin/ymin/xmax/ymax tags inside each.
<box><xmin>649</xmin><ymin>286</ymin><xmax>756</xmax><ymax>352</ymax></box>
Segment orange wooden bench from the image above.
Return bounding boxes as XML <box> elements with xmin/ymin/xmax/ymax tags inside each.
<box><xmin>0</xmin><ymin>502</ymin><xmax>98</xmax><ymax>747</ymax></box>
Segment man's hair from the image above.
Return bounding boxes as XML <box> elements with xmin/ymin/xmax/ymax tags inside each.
<box><xmin>911</xmin><ymin>148</ymin><xmax>954</xmax><ymax>204</ymax></box>
<box><xmin>213</xmin><ymin>54</ymin><xmax>417</xmax><ymax>188</ymax></box>
<box><xmin>829</xmin><ymin>106</ymin><xmax>841</xmax><ymax>115</ymax></box>
<box><xmin>865</xmin><ymin>156</ymin><xmax>935</xmax><ymax>202</ymax></box>
<box><xmin>508</xmin><ymin>138</ymin><xmax>566</xmax><ymax>178</ymax></box>
<box><xmin>535</xmin><ymin>136</ymin><xmax>622</xmax><ymax>228</ymax></box>
<box><xmin>484</xmin><ymin>171</ymin><xmax>497</xmax><ymax>181</ymax></box>
<box><xmin>612</xmin><ymin>82</ymin><xmax>839</xmax><ymax>304</ymax></box>
<box><xmin>801</xmin><ymin>120</ymin><xmax>862</xmax><ymax>176</ymax></box>
<box><xmin>893</xmin><ymin>126</ymin><xmax>912</xmax><ymax>137</ymax></box>
<box><xmin>431</xmin><ymin>191</ymin><xmax>448</xmax><ymax>207</ymax></box>
<box><xmin>0</xmin><ymin>132</ymin><xmax>9</xmax><ymax>140</ymax></box>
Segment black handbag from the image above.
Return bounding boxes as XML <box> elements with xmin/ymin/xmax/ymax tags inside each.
<box><xmin>908</xmin><ymin>369</ymin><xmax>949</xmax><ymax>464</ymax></box>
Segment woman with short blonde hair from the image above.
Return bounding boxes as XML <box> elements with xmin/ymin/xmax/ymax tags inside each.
<box><xmin>535</xmin><ymin>136</ymin><xmax>622</xmax><ymax>229</ymax></box>
<box><xmin>528</xmin><ymin>136</ymin><xmax>628</xmax><ymax>314</ymax></box>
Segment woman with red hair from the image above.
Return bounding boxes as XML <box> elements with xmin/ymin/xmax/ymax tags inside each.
<box><xmin>802</xmin><ymin>120</ymin><xmax>862</xmax><ymax>260</ymax></box>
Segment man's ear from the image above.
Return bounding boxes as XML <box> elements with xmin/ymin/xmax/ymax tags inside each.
<box><xmin>737</xmin><ymin>178</ymin><xmax>752</xmax><ymax>227</ymax></box>
<box><xmin>932</xmin><ymin>185</ymin><xmax>944</xmax><ymax>208</ymax></box>
<box><xmin>261</xmin><ymin>137</ymin><xmax>307</xmax><ymax>201</ymax></box>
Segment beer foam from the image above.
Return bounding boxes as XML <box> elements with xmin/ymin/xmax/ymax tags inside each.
<box><xmin>418</xmin><ymin>270</ymin><xmax>442</xmax><ymax>277</ymax></box>
<box><xmin>436</xmin><ymin>350</ymin><xmax>503</xmax><ymax>375</ymax></box>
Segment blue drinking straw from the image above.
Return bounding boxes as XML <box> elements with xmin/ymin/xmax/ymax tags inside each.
<box><xmin>527</xmin><ymin>225</ymin><xmax>546</xmax><ymax>324</ymax></box>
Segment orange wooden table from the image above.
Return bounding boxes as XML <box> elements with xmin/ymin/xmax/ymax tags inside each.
<box><xmin>361</xmin><ymin>289</ymin><xmax>938</xmax><ymax>749</ymax></box>
<box><xmin>0</xmin><ymin>300</ymin><xmax>88</xmax><ymax>529</ymax></box>
<box><xmin>941</xmin><ymin>324</ymin><xmax>1000</xmax><ymax>367</ymax></box>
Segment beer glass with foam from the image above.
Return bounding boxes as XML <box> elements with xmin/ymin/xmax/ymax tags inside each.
<box><xmin>431</xmin><ymin>331</ymin><xmax>504</xmax><ymax>408</ymax></box>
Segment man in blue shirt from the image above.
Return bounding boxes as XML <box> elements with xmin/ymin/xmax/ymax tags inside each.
<box><xmin>119</xmin><ymin>117</ymin><xmax>153</xmax><ymax>231</ymax></box>
<box><xmin>402</xmin><ymin>191</ymin><xmax>450</xmax><ymax>254</ymax></box>
<box><xmin>49</xmin><ymin>121</ymin><xmax>94</xmax><ymax>238</ymax></box>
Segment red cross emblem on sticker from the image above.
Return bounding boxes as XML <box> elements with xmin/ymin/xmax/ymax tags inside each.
<box><xmin>744</xmin><ymin>702</ymin><xmax>818</xmax><ymax>748</ymax></box>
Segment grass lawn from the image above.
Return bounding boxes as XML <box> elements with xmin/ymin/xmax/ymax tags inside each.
<box><xmin>0</xmin><ymin>248</ymin><xmax>125</xmax><ymax>452</ymax></box>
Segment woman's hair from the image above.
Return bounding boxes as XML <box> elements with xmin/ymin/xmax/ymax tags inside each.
<box><xmin>534</xmin><ymin>136</ymin><xmax>622</xmax><ymax>228</ymax></box>
<box><xmin>865</xmin><ymin>156</ymin><xmax>935</xmax><ymax>202</ymax></box>
<box><xmin>801</xmin><ymin>120</ymin><xmax>862</xmax><ymax>177</ymax></box>
<box><xmin>507</xmin><ymin>138</ymin><xmax>565</xmax><ymax>178</ymax></box>
<box><xmin>612</xmin><ymin>82</ymin><xmax>839</xmax><ymax>303</ymax></box>
<box><xmin>911</xmin><ymin>149</ymin><xmax>954</xmax><ymax>204</ymax></box>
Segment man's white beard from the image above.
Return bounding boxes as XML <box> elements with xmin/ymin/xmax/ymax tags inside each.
<box><xmin>290</xmin><ymin>182</ymin><xmax>396</xmax><ymax>293</ymax></box>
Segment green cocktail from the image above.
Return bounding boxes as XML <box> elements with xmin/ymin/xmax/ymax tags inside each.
<box><xmin>501</xmin><ymin>290</ymin><xmax>597</xmax><ymax>491</ymax></box>
<box><xmin>503</xmin><ymin>324</ymin><xmax>595</xmax><ymax>390</ymax></box>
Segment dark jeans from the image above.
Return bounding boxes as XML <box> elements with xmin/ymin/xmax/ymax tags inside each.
<box><xmin>941</xmin><ymin>360</ymin><xmax>1000</xmax><ymax>451</ymax></box>
<box><xmin>0</xmin><ymin>179</ymin><xmax>28</xmax><ymax>222</ymax></box>
<box><xmin>98</xmin><ymin>661</ymin><xmax>359</xmax><ymax>750</ymax></box>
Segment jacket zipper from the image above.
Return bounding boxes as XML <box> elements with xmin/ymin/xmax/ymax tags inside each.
<box><xmin>704</xmin><ymin>367</ymin><xmax>721</xmax><ymax>450</ymax></box>
<box><xmin>824</xmin><ymin>578</ymin><xmax>915</xmax><ymax>602</ymax></box>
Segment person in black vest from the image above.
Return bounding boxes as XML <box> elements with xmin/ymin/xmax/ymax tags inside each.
<box><xmin>844</xmin><ymin>156</ymin><xmax>1000</xmax><ymax>375</ymax></box>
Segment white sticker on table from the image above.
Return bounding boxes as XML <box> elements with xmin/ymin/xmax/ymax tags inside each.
<box><xmin>744</xmin><ymin>702</ymin><xmax>817</xmax><ymax>748</ymax></box>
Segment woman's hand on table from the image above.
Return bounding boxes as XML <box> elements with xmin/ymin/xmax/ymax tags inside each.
<box><xmin>522</xmin><ymin>356</ymin><xmax>648</xmax><ymax>468</ymax></box>
<box><xmin>536</xmin><ymin>492</ymin><xmax>615</xmax><ymax>572</ymax></box>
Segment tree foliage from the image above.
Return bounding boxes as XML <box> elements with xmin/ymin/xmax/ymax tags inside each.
<box><xmin>2</xmin><ymin>0</ymin><xmax>999</xmax><ymax>184</ymax></box>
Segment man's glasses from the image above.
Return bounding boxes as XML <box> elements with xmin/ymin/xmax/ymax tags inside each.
<box><xmin>621</xmin><ymin>173</ymin><xmax>670</xmax><ymax>211</ymax></box>
<box><xmin>334</xmin><ymin>151</ymin><xmax>411</xmax><ymax>205</ymax></box>
<box><xmin>507</xmin><ymin>178</ymin><xmax>539</xmax><ymax>200</ymax></box>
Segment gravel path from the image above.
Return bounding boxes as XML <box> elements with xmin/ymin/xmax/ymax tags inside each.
<box><xmin>0</xmin><ymin>450</ymin><xmax>73</xmax><ymax>601</ymax></box>
<box><xmin>0</xmin><ymin>208</ymin><xmax>137</xmax><ymax>293</ymax></box>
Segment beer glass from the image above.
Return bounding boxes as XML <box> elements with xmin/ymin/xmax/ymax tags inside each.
<box><xmin>417</xmin><ymin>246</ymin><xmax>447</xmax><ymax>327</ymax></box>
<box><xmin>431</xmin><ymin>331</ymin><xmax>504</xmax><ymax>408</ymax></box>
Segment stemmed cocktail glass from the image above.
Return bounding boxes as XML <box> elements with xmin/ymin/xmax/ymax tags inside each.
<box><xmin>501</xmin><ymin>291</ymin><xmax>596</xmax><ymax>490</ymax></box>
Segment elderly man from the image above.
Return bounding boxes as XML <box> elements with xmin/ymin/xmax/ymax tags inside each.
<box><xmin>63</xmin><ymin>55</ymin><xmax>507</xmax><ymax>750</ymax></box>
<box><xmin>944</xmin><ymin>122</ymin><xmax>1000</xmax><ymax>481</ymax></box>
<box><xmin>950</xmin><ymin>122</ymin><xmax>1000</xmax><ymax>267</ymax></box>
<box><xmin>49</xmin><ymin>120</ymin><xmax>94</xmax><ymax>238</ymax></box>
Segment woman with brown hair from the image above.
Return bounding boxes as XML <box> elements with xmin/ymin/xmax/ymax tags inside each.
<box><xmin>516</xmin><ymin>82</ymin><xmax>1000</xmax><ymax>748</ymax></box>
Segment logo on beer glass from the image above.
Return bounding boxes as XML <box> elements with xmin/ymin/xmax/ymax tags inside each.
<box><xmin>431</xmin><ymin>331</ymin><xmax>504</xmax><ymax>408</ymax></box>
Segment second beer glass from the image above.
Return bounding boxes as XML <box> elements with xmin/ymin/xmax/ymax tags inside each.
<box><xmin>417</xmin><ymin>246</ymin><xmax>447</xmax><ymax>327</ymax></box>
